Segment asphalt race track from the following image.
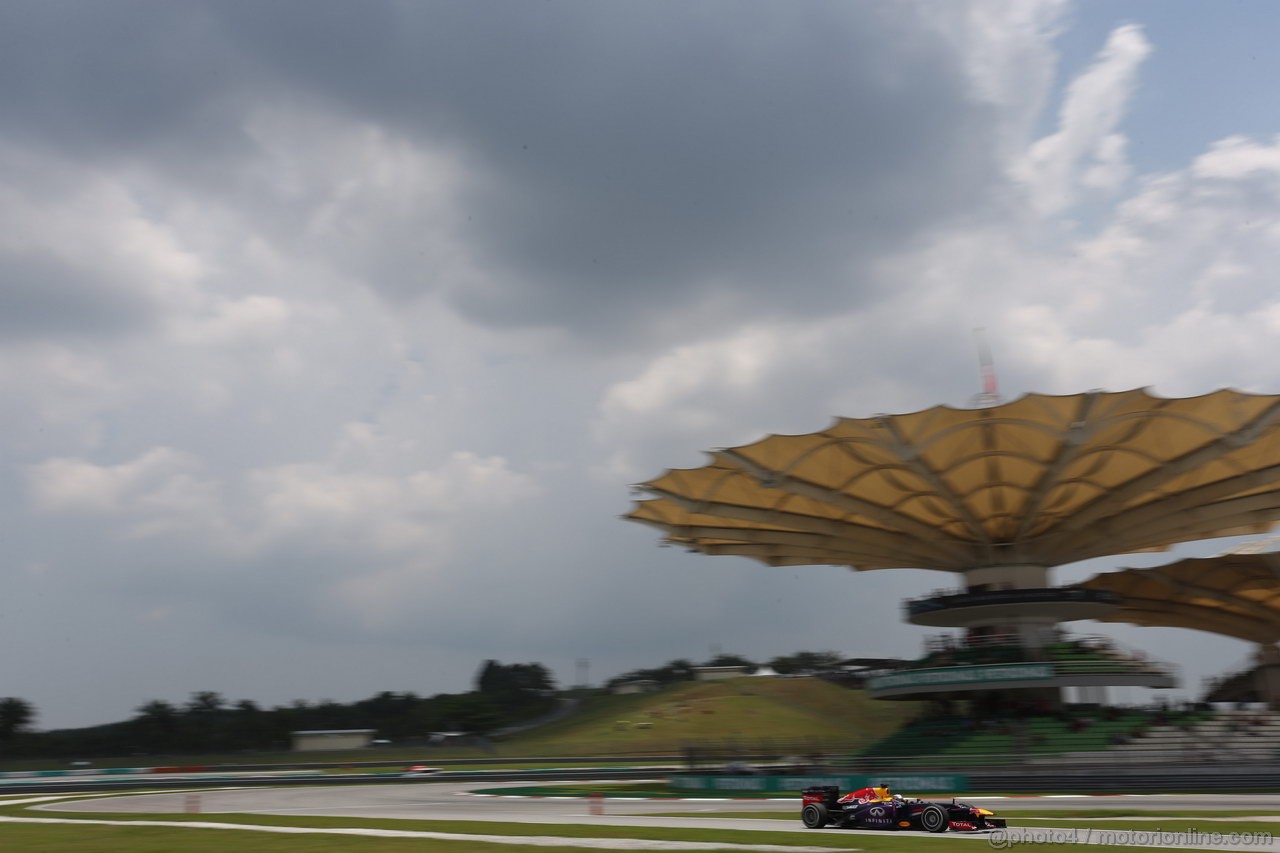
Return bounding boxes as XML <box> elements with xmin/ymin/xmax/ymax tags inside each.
<box><xmin>32</xmin><ymin>783</ymin><xmax>1280</xmax><ymax>851</ymax></box>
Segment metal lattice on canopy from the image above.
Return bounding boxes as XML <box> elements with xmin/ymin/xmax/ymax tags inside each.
<box><xmin>627</xmin><ymin>388</ymin><xmax>1280</xmax><ymax>572</ymax></box>
<box><xmin>1079</xmin><ymin>553</ymin><xmax>1280</xmax><ymax>645</ymax></box>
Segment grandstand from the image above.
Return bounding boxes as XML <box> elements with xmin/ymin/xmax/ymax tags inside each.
<box><xmin>1033</xmin><ymin>708</ymin><xmax>1280</xmax><ymax>766</ymax></box>
<box><xmin>627</xmin><ymin>388</ymin><xmax>1280</xmax><ymax>761</ymax></box>
<box><xmin>849</xmin><ymin>704</ymin><xmax>1280</xmax><ymax>770</ymax></box>
<box><xmin>864</xmin><ymin>633</ymin><xmax>1177</xmax><ymax>700</ymax></box>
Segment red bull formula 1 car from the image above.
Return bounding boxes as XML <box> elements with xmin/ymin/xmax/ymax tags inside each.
<box><xmin>801</xmin><ymin>785</ymin><xmax>1006</xmax><ymax>833</ymax></box>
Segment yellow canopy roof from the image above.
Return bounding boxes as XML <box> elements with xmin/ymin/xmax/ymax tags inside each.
<box><xmin>627</xmin><ymin>388</ymin><xmax>1280</xmax><ymax>572</ymax></box>
<box><xmin>1079</xmin><ymin>553</ymin><xmax>1280</xmax><ymax>644</ymax></box>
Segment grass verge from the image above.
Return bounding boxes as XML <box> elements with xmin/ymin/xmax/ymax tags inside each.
<box><xmin>8</xmin><ymin>820</ymin><xmax>1255</xmax><ymax>853</ymax></box>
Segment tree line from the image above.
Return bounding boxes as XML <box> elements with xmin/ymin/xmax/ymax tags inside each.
<box><xmin>0</xmin><ymin>660</ymin><xmax>555</xmax><ymax>760</ymax></box>
<box><xmin>604</xmin><ymin>650</ymin><xmax>845</xmax><ymax>688</ymax></box>
<box><xmin>1</xmin><ymin>650</ymin><xmax>846</xmax><ymax>760</ymax></box>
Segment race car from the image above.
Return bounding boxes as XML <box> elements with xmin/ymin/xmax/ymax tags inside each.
<box><xmin>800</xmin><ymin>785</ymin><xmax>1006</xmax><ymax>833</ymax></box>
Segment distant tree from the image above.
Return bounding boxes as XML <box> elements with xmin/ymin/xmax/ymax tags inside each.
<box><xmin>353</xmin><ymin>691</ymin><xmax>422</xmax><ymax>740</ymax></box>
<box><xmin>310</xmin><ymin>699</ymin><xmax>351</xmax><ymax>729</ymax></box>
<box><xmin>703</xmin><ymin>653</ymin><xmax>755</xmax><ymax>669</ymax></box>
<box><xmin>475</xmin><ymin>661</ymin><xmax>555</xmax><ymax>695</ymax></box>
<box><xmin>358</xmin><ymin>691</ymin><xmax>405</xmax><ymax>715</ymax></box>
<box><xmin>605</xmin><ymin>659</ymin><xmax>696</xmax><ymax>689</ymax></box>
<box><xmin>433</xmin><ymin>693</ymin><xmax>502</xmax><ymax>735</ymax></box>
<box><xmin>767</xmin><ymin>651</ymin><xmax>844</xmax><ymax>674</ymax></box>
<box><xmin>663</xmin><ymin>659</ymin><xmax>696</xmax><ymax>682</ymax></box>
<box><xmin>185</xmin><ymin>691</ymin><xmax>226</xmax><ymax>716</ymax></box>
<box><xmin>471</xmin><ymin>661</ymin><xmax>557</xmax><ymax>727</ymax></box>
<box><xmin>133</xmin><ymin>700</ymin><xmax>181</xmax><ymax>751</ymax></box>
<box><xmin>511</xmin><ymin>663</ymin><xmax>555</xmax><ymax>692</ymax></box>
<box><xmin>225</xmin><ymin>699</ymin><xmax>272</xmax><ymax>750</ymax></box>
<box><xmin>476</xmin><ymin>660</ymin><xmax>503</xmax><ymax>694</ymax></box>
<box><xmin>135</xmin><ymin>700</ymin><xmax>178</xmax><ymax>725</ymax></box>
<box><xmin>0</xmin><ymin>697</ymin><xmax>35</xmax><ymax>739</ymax></box>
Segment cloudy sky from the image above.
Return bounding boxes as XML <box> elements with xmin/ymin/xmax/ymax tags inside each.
<box><xmin>5</xmin><ymin>0</ymin><xmax>1280</xmax><ymax>730</ymax></box>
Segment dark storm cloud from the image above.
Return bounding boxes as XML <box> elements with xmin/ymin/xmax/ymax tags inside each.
<box><xmin>213</xmin><ymin>1</ymin><xmax>1003</xmax><ymax>332</ymax></box>
<box><xmin>0</xmin><ymin>253</ymin><xmax>155</xmax><ymax>339</ymax></box>
<box><xmin>0</xmin><ymin>3</ymin><xmax>251</xmax><ymax>164</ymax></box>
<box><xmin>0</xmin><ymin>1</ymin><xmax>1002</xmax><ymax>342</ymax></box>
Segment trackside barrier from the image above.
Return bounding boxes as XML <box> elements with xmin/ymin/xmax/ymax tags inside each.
<box><xmin>7</xmin><ymin>765</ymin><xmax>1280</xmax><ymax>795</ymax></box>
<box><xmin>0</xmin><ymin>765</ymin><xmax>237</xmax><ymax>778</ymax></box>
<box><xmin>671</xmin><ymin>774</ymin><xmax>969</xmax><ymax>793</ymax></box>
<box><xmin>0</xmin><ymin>767</ymin><xmax>148</xmax><ymax>778</ymax></box>
<box><xmin>967</xmin><ymin>769</ymin><xmax>1280</xmax><ymax>793</ymax></box>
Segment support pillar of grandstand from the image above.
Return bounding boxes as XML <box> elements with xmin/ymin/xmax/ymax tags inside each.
<box><xmin>963</xmin><ymin>564</ymin><xmax>1057</xmax><ymax>653</ymax></box>
<box><xmin>965</xmin><ymin>564</ymin><xmax>1049</xmax><ymax>590</ymax></box>
<box><xmin>1254</xmin><ymin>644</ymin><xmax>1280</xmax><ymax>711</ymax></box>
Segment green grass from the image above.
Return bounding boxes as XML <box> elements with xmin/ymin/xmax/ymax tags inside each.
<box><xmin>3</xmin><ymin>814</ymin><xmax>1258</xmax><ymax>853</ymax></box>
<box><xmin>0</xmin><ymin>825</ymin><xmax>600</xmax><ymax>853</ymax></box>
<box><xmin>503</xmin><ymin>678</ymin><xmax>901</xmax><ymax>755</ymax></box>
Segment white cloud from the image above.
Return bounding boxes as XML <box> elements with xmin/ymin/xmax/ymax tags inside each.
<box><xmin>593</xmin><ymin>326</ymin><xmax>803</xmax><ymax>481</ymax></box>
<box><xmin>1015</xmin><ymin>23</ymin><xmax>1152</xmax><ymax>214</ymax></box>
<box><xmin>0</xmin><ymin>147</ymin><xmax>206</xmax><ymax>317</ymax></box>
<box><xmin>252</xmin><ymin>447</ymin><xmax>538</xmax><ymax>554</ymax></box>
<box><xmin>28</xmin><ymin>447</ymin><xmax>206</xmax><ymax>515</ymax></box>
<box><xmin>169</xmin><ymin>294</ymin><xmax>292</xmax><ymax>345</ymax></box>
<box><xmin>600</xmin><ymin>326</ymin><xmax>784</xmax><ymax>420</ymax></box>
<box><xmin>1191</xmin><ymin>134</ymin><xmax>1280</xmax><ymax>180</ymax></box>
<box><xmin>28</xmin><ymin>432</ymin><xmax>539</xmax><ymax>559</ymax></box>
<box><xmin>924</xmin><ymin>0</ymin><xmax>1069</xmax><ymax>155</ymax></box>
<box><xmin>26</xmin><ymin>447</ymin><xmax>223</xmax><ymax>541</ymax></box>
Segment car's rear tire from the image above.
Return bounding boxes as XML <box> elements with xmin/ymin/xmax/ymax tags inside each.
<box><xmin>801</xmin><ymin>803</ymin><xmax>829</xmax><ymax>829</ymax></box>
<box><xmin>919</xmin><ymin>804</ymin><xmax>948</xmax><ymax>833</ymax></box>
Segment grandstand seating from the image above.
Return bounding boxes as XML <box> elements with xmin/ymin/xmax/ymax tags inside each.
<box><xmin>857</xmin><ymin>715</ymin><xmax>971</xmax><ymax>759</ymax></box>
<box><xmin>856</xmin><ymin>707</ymin><xmax>1221</xmax><ymax>768</ymax></box>
<box><xmin>1031</xmin><ymin>709</ymin><xmax>1280</xmax><ymax>765</ymax></box>
<box><xmin>900</xmin><ymin>636</ymin><xmax>1171</xmax><ymax>679</ymax></box>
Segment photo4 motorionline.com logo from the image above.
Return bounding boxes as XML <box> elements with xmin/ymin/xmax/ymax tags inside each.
<box><xmin>987</xmin><ymin>827</ymin><xmax>1274</xmax><ymax>848</ymax></box>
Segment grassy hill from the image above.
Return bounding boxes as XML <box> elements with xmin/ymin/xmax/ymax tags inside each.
<box><xmin>502</xmin><ymin>676</ymin><xmax>908</xmax><ymax>756</ymax></box>
<box><xmin>0</xmin><ymin>677</ymin><xmax>909</xmax><ymax>769</ymax></box>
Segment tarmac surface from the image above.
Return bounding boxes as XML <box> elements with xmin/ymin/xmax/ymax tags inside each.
<box><xmin>25</xmin><ymin>782</ymin><xmax>1280</xmax><ymax>850</ymax></box>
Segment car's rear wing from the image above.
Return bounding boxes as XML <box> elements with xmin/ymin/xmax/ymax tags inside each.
<box><xmin>801</xmin><ymin>785</ymin><xmax>840</xmax><ymax>808</ymax></box>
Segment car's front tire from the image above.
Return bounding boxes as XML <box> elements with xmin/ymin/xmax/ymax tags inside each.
<box><xmin>919</xmin><ymin>804</ymin><xmax>949</xmax><ymax>833</ymax></box>
<box><xmin>801</xmin><ymin>803</ymin><xmax>829</xmax><ymax>829</ymax></box>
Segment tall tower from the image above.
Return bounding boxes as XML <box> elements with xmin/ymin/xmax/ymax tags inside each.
<box><xmin>970</xmin><ymin>328</ymin><xmax>1003</xmax><ymax>409</ymax></box>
